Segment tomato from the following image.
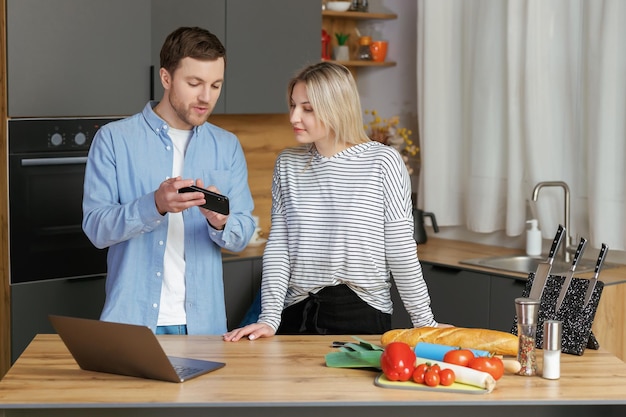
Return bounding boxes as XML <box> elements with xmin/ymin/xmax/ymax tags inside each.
<box><xmin>439</xmin><ymin>368</ymin><xmax>455</xmax><ymax>386</ymax></box>
<box><xmin>423</xmin><ymin>369</ymin><xmax>440</xmax><ymax>387</ymax></box>
<box><xmin>428</xmin><ymin>363</ymin><xmax>441</xmax><ymax>374</ymax></box>
<box><xmin>412</xmin><ymin>363</ymin><xmax>428</xmax><ymax>384</ymax></box>
<box><xmin>443</xmin><ymin>348</ymin><xmax>475</xmax><ymax>367</ymax></box>
<box><xmin>380</xmin><ymin>342</ymin><xmax>416</xmax><ymax>381</ymax></box>
<box><xmin>468</xmin><ymin>356</ymin><xmax>505</xmax><ymax>380</ymax></box>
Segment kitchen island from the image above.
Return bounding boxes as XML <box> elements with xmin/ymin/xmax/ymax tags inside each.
<box><xmin>1</xmin><ymin>334</ymin><xmax>625</xmax><ymax>417</ymax></box>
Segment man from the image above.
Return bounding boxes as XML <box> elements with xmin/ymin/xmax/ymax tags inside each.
<box><xmin>83</xmin><ymin>27</ymin><xmax>255</xmax><ymax>335</ymax></box>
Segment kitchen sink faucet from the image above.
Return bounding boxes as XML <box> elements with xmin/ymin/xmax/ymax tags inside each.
<box><xmin>532</xmin><ymin>181</ymin><xmax>574</xmax><ymax>263</ymax></box>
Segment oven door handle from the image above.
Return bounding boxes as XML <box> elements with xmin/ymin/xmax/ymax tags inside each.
<box><xmin>20</xmin><ymin>156</ymin><xmax>88</xmax><ymax>166</ymax></box>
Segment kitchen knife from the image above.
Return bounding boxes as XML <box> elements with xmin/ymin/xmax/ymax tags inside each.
<box><xmin>555</xmin><ymin>237</ymin><xmax>587</xmax><ymax>312</ymax></box>
<box><xmin>582</xmin><ymin>243</ymin><xmax>608</xmax><ymax>309</ymax></box>
<box><xmin>528</xmin><ymin>224</ymin><xmax>566</xmax><ymax>301</ymax></box>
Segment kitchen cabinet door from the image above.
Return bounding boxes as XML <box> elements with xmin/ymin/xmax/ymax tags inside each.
<box><xmin>489</xmin><ymin>275</ymin><xmax>526</xmax><ymax>332</ymax></box>
<box><xmin>11</xmin><ymin>277</ymin><xmax>106</xmax><ymax>363</ymax></box>
<box><xmin>224</xmin><ymin>0</ymin><xmax>321</xmax><ymax>114</ymax></box>
<box><xmin>391</xmin><ymin>264</ymin><xmax>491</xmax><ymax>329</ymax></box>
<box><xmin>390</xmin><ymin>277</ymin><xmax>412</xmax><ymax>328</ymax></box>
<box><xmin>6</xmin><ymin>0</ymin><xmax>151</xmax><ymax>117</ymax></box>
<box><xmin>421</xmin><ymin>263</ymin><xmax>491</xmax><ymax>328</ymax></box>
<box><xmin>222</xmin><ymin>257</ymin><xmax>263</xmax><ymax>330</ymax></box>
<box><xmin>150</xmin><ymin>0</ymin><xmax>226</xmax><ymax>113</ymax></box>
<box><xmin>222</xmin><ymin>259</ymin><xmax>255</xmax><ymax>331</ymax></box>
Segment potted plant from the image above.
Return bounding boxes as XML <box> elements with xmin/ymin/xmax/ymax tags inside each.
<box><xmin>333</xmin><ymin>32</ymin><xmax>350</xmax><ymax>61</ymax></box>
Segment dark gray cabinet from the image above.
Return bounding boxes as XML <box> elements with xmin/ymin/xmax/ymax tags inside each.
<box><xmin>7</xmin><ymin>0</ymin><xmax>151</xmax><ymax>117</ymax></box>
<box><xmin>10</xmin><ymin>256</ymin><xmax>263</xmax><ymax>363</ymax></box>
<box><xmin>224</xmin><ymin>0</ymin><xmax>321</xmax><ymax>114</ymax></box>
<box><xmin>10</xmin><ymin>277</ymin><xmax>106</xmax><ymax>363</ymax></box>
<box><xmin>489</xmin><ymin>275</ymin><xmax>526</xmax><ymax>332</ymax></box>
<box><xmin>422</xmin><ymin>263</ymin><xmax>491</xmax><ymax>328</ymax></box>
<box><xmin>390</xmin><ymin>278</ymin><xmax>412</xmax><ymax>328</ymax></box>
<box><xmin>222</xmin><ymin>258</ymin><xmax>262</xmax><ymax>330</ymax></box>
<box><xmin>391</xmin><ymin>264</ymin><xmax>490</xmax><ymax>329</ymax></box>
<box><xmin>151</xmin><ymin>0</ymin><xmax>320</xmax><ymax>114</ymax></box>
<box><xmin>392</xmin><ymin>262</ymin><xmax>526</xmax><ymax>332</ymax></box>
<box><xmin>7</xmin><ymin>0</ymin><xmax>320</xmax><ymax>117</ymax></box>
<box><xmin>150</xmin><ymin>0</ymin><xmax>226</xmax><ymax>112</ymax></box>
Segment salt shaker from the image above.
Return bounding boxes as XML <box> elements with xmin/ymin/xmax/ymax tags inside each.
<box><xmin>542</xmin><ymin>320</ymin><xmax>562</xmax><ymax>379</ymax></box>
<box><xmin>515</xmin><ymin>297</ymin><xmax>540</xmax><ymax>376</ymax></box>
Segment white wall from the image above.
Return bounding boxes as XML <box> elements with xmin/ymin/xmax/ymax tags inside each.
<box><xmin>357</xmin><ymin>1</ymin><xmax>626</xmax><ymax>265</ymax></box>
<box><xmin>357</xmin><ymin>1</ymin><xmax>524</xmax><ymax>251</ymax></box>
<box><xmin>357</xmin><ymin>0</ymin><xmax>418</xmax><ymax>153</ymax></box>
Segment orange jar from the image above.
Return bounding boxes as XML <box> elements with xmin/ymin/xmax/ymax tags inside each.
<box><xmin>358</xmin><ymin>36</ymin><xmax>372</xmax><ymax>60</ymax></box>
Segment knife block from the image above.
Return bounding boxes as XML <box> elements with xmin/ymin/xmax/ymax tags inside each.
<box><xmin>510</xmin><ymin>272</ymin><xmax>604</xmax><ymax>356</ymax></box>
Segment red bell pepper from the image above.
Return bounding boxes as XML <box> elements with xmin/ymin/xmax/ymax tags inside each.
<box><xmin>380</xmin><ymin>342</ymin><xmax>416</xmax><ymax>381</ymax></box>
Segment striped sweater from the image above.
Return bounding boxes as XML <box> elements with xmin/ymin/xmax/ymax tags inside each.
<box><xmin>258</xmin><ymin>141</ymin><xmax>437</xmax><ymax>331</ymax></box>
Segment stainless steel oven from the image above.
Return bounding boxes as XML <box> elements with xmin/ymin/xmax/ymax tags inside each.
<box><xmin>8</xmin><ymin>118</ymin><xmax>119</xmax><ymax>284</ymax></box>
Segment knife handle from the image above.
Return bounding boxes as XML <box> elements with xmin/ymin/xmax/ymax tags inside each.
<box><xmin>548</xmin><ymin>224</ymin><xmax>566</xmax><ymax>259</ymax></box>
<box><xmin>571</xmin><ymin>237</ymin><xmax>587</xmax><ymax>266</ymax></box>
<box><xmin>594</xmin><ymin>243</ymin><xmax>609</xmax><ymax>275</ymax></box>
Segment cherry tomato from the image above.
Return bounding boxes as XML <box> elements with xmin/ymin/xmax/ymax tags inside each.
<box><xmin>439</xmin><ymin>368</ymin><xmax>456</xmax><ymax>386</ymax></box>
<box><xmin>443</xmin><ymin>348</ymin><xmax>475</xmax><ymax>367</ymax></box>
<box><xmin>423</xmin><ymin>369</ymin><xmax>440</xmax><ymax>387</ymax></box>
<box><xmin>412</xmin><ymin>363</ymin><xmax>428</xmax><ymax>384</ymax></box>
<box><xmin>468</xmin><ymin>356</ymin><xmax>505</xmax><ymax>380</ymax></box>
<box><xmin>428</xmin><ymin>363</ymin><xmax>441</xmax><ymax>374</ymax></box>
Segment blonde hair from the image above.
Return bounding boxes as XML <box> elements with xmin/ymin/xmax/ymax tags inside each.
<box><xmin>287</xmin><ymin>62</ymin><xmax>370</xmax><ymax>146</ymax></box>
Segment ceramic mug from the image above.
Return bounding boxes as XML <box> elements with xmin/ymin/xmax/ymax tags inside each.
<box><xmin>370</xmin><ymin>40</ymin><xmax>388</xmax><ymax>62</ymax></box>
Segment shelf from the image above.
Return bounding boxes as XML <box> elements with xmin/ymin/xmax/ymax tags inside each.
<box><xmin>322</xmin><ymin>10</ymin><xmax>398</xmax><ymax>20</ymax></box>
<box><xmin>324</xmin><ymin>59</ymin><xmax>396</xmax><ymax>67</ymax></box>
<box><xmin>322</xmin><ymin>6</ymin><xmax>398</xmax><ymax>76</ymax></box>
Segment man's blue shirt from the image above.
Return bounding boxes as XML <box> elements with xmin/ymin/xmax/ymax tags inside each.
<box><xmin>82</xmin><ymin>102</ymin><xmax>255</xmax><ymax>334</ymax></box>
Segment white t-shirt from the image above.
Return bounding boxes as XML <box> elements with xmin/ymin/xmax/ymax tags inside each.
<box><xmin>158</xmin><ymin>126</ymin><xmax>191</xmax><ymax>326</ymax></box>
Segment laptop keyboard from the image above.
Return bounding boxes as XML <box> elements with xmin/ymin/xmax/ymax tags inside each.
<box><xmin>173</xmin><ymin>364</ymin><xmax>205</xmax><ymax>378</ymax></box>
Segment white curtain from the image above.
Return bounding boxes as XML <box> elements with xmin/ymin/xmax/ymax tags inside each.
<box><xmin>417</xmin><ymin>0</ymin><xmax>626</xmax><ymax>251</ymax></box>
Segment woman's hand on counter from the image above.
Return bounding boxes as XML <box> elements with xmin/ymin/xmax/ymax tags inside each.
<box><xmin>223</xmin><ymin>322</ymin><xmax>275</xmax><ymax>342</ymax></box>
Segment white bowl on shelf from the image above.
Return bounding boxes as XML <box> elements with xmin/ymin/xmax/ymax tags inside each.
<box><xmin>326</xmin><ymin>1</ymin><xmax>351</xmax><ymax>12</ymax></box>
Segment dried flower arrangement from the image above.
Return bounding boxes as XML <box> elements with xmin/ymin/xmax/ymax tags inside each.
<box><xmin>365</xmin><ymin>109</ymin><xmax>419</xmax><ymax>175</ymax></box>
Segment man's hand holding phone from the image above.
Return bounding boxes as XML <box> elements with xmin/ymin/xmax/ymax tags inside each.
<box><xmin>177</xmin><ymin>180</ymin><xmax>229</xmax><ymax>230</ymax></box>
<box><xmin>179</xmin><ymin>185</ymin><xmax>230</xmax><ymax>215</ymax></box>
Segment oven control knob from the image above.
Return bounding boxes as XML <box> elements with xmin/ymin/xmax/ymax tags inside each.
<box><xmin>50</xmin><ymin>132</ymin><xmax>63</xmax><ymax>147</ymax></box>
<box><xmin>74</xmin><ymin>132</ymin><xmax>87</xmax><ymax>146</ymax></box>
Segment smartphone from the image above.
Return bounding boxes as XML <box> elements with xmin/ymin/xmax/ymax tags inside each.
<box><xmin>179</xmin><ymin>186</ymin><xmax>230</xmax><ymax>215</ymax></box>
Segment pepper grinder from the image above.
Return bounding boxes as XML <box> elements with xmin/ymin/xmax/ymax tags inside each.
<box><xmin>542</xmin><ymin>320</ymin><xmax>562</xmax><ymax>379</ymax></box>
<box><xmin>515</xmin><ymin>297</ymin><xmax>540</xmax><ymax>376</ymax></box>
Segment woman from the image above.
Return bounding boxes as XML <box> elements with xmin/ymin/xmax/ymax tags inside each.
<box><xmin>224</xmin><ymin>62</ymin><xmax>446</xmax><ymax>342</ymax></box>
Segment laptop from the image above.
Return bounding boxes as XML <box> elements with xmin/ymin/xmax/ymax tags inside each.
<box><xmin>48</xmin><ymin>314</ymin><xmax>225</xmax><ymax>383</ymax></box>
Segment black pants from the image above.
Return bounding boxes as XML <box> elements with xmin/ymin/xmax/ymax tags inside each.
<box><xmin>277</xmin><ymin>284</ymin><xmax>391</xmax><ymax>335</ymax></box>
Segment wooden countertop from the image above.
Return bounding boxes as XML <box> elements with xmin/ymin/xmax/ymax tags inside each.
<box><xmin>418</xmin><ymin>238</ymin><xmax>626</xmax><ymax>284</ymax></box>
<box><xmin>1</xmin><ymin>334</ymin><xmax>625</xmax><ymax>415</ymax></box>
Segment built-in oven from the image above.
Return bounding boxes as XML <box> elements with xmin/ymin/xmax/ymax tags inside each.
<box><xmin>8</xmin><ymin>117</ymin><xmax>119</xmax><ymax>363</ymax></box>
<box><xmin>8</xmin><ymin>118</ymin><xmax>119</xmax><ymax>284</ymax></box>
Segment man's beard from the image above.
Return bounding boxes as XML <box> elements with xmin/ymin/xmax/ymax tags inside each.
<box><xmin>170</xmin><ymin>96</ymin><xmax>211</xmax><ymax>127</ymax></box>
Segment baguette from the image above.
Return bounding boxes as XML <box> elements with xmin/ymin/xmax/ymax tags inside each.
<box><xmin>381</xmin><ymin>327</ymin><xmax>518</xmax><ymax>356</ymax></box>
